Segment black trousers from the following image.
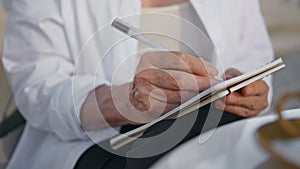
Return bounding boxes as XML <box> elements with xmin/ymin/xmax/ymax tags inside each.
<box><xmin>74</xmin><ymin>105</ymin><xmax>243</xmax><ymax>169</ymax></box>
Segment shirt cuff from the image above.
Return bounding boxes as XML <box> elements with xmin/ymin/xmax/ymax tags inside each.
<box><xmin>49</xmin><ymin>75</ymin><xmax>110</xmax><ymax>141</ymax></box>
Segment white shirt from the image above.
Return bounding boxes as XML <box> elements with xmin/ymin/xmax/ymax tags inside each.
<box><xmin>2</xmin><ymin>0</ymin><xmax>274</xmax><ymax>169</ymax></box>
<box><xmin>139</xmin><ymin>2</ymin><xmax>208</xmax><ymax>54</ymax></box>
<box><xmin>138</xmin><ymin>1</ymin><xmax>219</xmax><ymax>70</ymax></box>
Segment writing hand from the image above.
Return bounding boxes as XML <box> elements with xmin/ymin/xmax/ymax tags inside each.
<box><xmin>130</xmin><ymin>51</ymin><xmax>218</xmax><ymax>123</ymax></box>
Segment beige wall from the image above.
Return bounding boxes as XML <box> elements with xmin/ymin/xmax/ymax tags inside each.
<box><xmin>261</xmin><ymin>0</ymin><xmax>300</xmax><ymax>56</ymax></box>
<box><xmin>0</xmin><ymin>6</ymin><xmax>7</xmax><ymax>56</ymax></box>
<box><xmin>0</xmin><ymin>7</ymin><xmax>9</xmax><ymax>116</ymax></box>
<box><xmin>0</xmin><ymin>5</ymin><xmax>9</xmax><ymax>166</ymax></box>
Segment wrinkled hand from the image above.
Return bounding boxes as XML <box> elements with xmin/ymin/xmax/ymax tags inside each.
<box><xmin>214</xmin><ymin>68</ymin><xmax>269</xmax><ymax>117</ymax></box>
<box><xmin>130</xmin><ymin>51</ymin><xmax>218</xmax><ymax>121</ymax></box>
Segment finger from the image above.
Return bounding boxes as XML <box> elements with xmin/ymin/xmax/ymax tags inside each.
<box><xmin>133</xmin><ymin>82</ymin><xmax>198</xmax><ymax>104</ymax></box>
<box><xmin>241</xmin><ymin>80</ymin><xmax>269</xmax><ymax>96</ymax></box>
<box><xmin>225</xmin><ymin>92</ymin><xmax>269</xmax><ymax>110</ymax></box>
<box><xmin>214</xmin><ymin>99</ymin><xmax>226</xmax><ymax>110</ymax></box>
<box><xmin>130</xmin><ymin>85</ymin><xmax>151</xmax><ymax>112</ymax></box>
<box><xmin>140</xmin><ymin>51</ymin><xmax>218</xmax><ymax>77</ymax></box>
<box><xmin>215</xmin><ymin>97</ymin><xmax>261</xmax><ymax>117</ymax></box>
<box><xmin>170</xmin><ymin>51</ymin><xmax>218</xmax><ymax>77</ymax></box>
<box><xmin>135</xmin><ymin>68</ymin><xmax>216</xmax><ymax>91</ymax></box>
<box><xmin>129</xmin><ymin>92</ymin><xmax>179</xmax><ymax>124</ymax></box>
<box><xmin>150</xmin><ymin>88</ymin><xmax>198</xmax><ymax>104</ymax></box>
<box><xmin>131</xmin><ymin>84</ymin><xmax>171</xmax><ymax>113</ymax></box>
<box><xmin>223</xmin><ymin>68</ymin><xmax>242</xmax><ymax>80</ymax></box>
<box><xmin>222</xmin><ymin>104</ymin><xmax>260</xmax><ymax>117</ymax></box>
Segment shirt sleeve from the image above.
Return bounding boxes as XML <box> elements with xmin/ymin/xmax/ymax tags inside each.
<box><xmin>2</xmin><ymin>0</ymin><xmax>106</xmax><ymax>140</ymax></box>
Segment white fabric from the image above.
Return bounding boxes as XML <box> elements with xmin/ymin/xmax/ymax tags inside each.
<box><xmin>2</xmin><ymin>0</ymin><xmax>274</xmax><ymax>169</ymax></box>
<box><xmin>151</xmin><ymin>108</ymin><xmax>300</xmax><ymax>169</ymax></box>
<box><xmin>139</xmin><ymin>1</ymin><xmax>208</xmax><ymax>56</ymax></box>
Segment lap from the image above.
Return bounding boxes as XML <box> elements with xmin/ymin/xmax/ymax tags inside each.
<box><xmin>75</xmin><ymin>105</ymin><xmax>243</xmax><ymax>169</ymax></box>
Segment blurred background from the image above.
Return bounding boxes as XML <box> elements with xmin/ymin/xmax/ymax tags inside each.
<box><xmin>0</xmin><ymin>3</ymin><xmax>8</xmax><ymax>167</ymax></box>
<box><xmin>0</xmin><ymin>0</ymin><xmax>299</xmax><ymax>167</ymax></box>
<box><xmin>260</xmin><ymin>0</ymin><xmax>300</xmax><ymax>110</ymax></box>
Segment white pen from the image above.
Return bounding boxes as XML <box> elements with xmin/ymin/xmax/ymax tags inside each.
<box><xmin>112</xmin><ymin>18</ymin><xmax>170</xmax><ymax>51</ymax></box>
<box><xmin>111</xmin><ymin>18</ymin><xmax>223</xmax><ymax>82</ymax></box>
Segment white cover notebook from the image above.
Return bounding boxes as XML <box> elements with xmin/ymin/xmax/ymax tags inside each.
<box><xmin>110</xmin><ymin>58</ymin><xmax>286</xmax><ymax>150</ymax></box>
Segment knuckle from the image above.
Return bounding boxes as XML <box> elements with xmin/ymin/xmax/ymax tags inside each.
<box><xmin>249</xmin><ymin>102</ymin><xmax>255</xmax><ymax>110</ymax></box>
<box><xmin>135</xmin><ymin>86</ymin><xmax>149</xmax><ymax>100</ymax></box>
<box><xmin>262</xmin><ymin>101</ymin><xmax>269</xmax><ymax>109</ymax></box>
<box><xmin>134</xmin><ymin>72</ymin><xmax>147</xmax><ymax>84</ymax></box>
<box><xmin>164</xmin><ymin>72</ymin><xmax>179</xmax><ymax>89</ymax></box>
<box><xmin>159</xmin><ymin>71</ymin><xmax>179</xmax><ymax>89</ymax></box>
<box><xmin>177</xmin><ymin>52</ymin><xmax>188</xmax><ymax>62</ymax></box>
<box><xmin>251</xmin><ymin>99</ymin><xmax>259</xmax><ymax>109</ymax></box>
<box><xmin>133</xmin><ymin>86</ymin><xmax>151</xmax><ymax>110</ymax></box>
<box><xmin>170</xmin><ymin>78</ymin><xmax>179</xmax><ymax>89</ymax></box>
<box><xmin>134</xmin><ymin>71</ymin><xmax>143</xmax><ymax>79</ymax></box>
<box><xmin>242</xmin><ymin>109</ymin><xmax>250</xmax><ymax>117</ymax></box>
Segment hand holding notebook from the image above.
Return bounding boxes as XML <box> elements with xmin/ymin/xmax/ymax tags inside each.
<box><xmin>214</xmin><ymin>68</ymin><xmax>270</xmax><ymax>117</ymax></box>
